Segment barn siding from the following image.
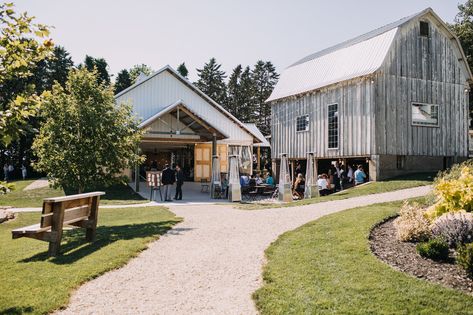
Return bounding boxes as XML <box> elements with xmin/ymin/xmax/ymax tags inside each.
<box><xmin>375</xmin><ymin>18</ymin><xmax>470</xmax><ymax>157</ymax></box>
<box><xmin>271</xmin><ymin>78</ymin><xmax>374</xmax><ymax>159</ymax></box>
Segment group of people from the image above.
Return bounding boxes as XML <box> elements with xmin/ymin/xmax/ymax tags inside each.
<box><xmin>3</xmin><ymin>163</ymin><xmax>27</xmax><ymax>181</ymax></box>
<box><xmin>316</xmin><ymin>164</ymin><xmax>367</xmax><ymax>196</ymax></box>
<box><xmin>160</xmin><ymin>164</ymin><xmax>185</xmax><ymax>201</ymax></box>
<box><xmin>240</xmin><ymin>172</ymin><xmax>275</xmax><ymax>187</ymax></box>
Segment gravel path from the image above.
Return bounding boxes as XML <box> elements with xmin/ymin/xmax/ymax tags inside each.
<box><xmin>58</xmin><ymin>186</ymin><xmax>431</xmax><ymax>315</ymax></box>
<box><xmin>23</xmin><ymin>177</ymin><xmax>49</xmax><ymax>191</ymax></box>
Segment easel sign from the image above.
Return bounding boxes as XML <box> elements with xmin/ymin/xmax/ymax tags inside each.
<box><xmin>146</xmin><ymin>171</ymin><xmax>161</xmax><ymax>187</ymax></box>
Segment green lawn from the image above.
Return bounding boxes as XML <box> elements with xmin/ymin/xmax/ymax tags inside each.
<box><xmin>240</xmin><ymin>172</ymin><xmax>435</xmax><ymax>210</ymax></box>
<box><xmin>0</xmin><ymin>179</ymin><xmax>147</xmax><ymax>208</ymax></box>
<box><xmin>253</xmin><ymin>200</ymin><xmax>473</xmax><ymax>314</ymax></box>
<box><xmin>0</xmin><ymin>206</ymin><xmax>181</xmax><ymax>314</ymax></box>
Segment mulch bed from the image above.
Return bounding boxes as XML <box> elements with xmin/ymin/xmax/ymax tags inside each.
<box><xmin>369</xmin><ymin>216</ymin><xmax>473</xmax><ymax>295</ymax></box>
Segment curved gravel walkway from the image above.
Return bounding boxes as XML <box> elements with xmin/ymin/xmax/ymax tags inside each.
<box><xmin>58</xmin><ymin>186</ymin><xmax>431</xmax><ymax>315</ymax></box>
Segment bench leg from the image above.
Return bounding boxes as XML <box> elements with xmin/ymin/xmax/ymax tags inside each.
<box><xmin>48</xmin><ymin>240</ymin><xmax>60</xmax><ymax>257</ymax></box>
<box><xmin>86</xmin><ymin>227</ymin><xmax>96</xmax><ymax>242</ymax></box>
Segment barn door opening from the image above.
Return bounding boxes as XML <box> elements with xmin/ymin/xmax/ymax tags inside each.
<box><xmin>194</xmin><ymin>143</ymin><xmax>212</xmax><ymax>181</ymax></box>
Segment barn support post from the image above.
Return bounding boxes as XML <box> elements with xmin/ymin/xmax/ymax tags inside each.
<box><xmin>134</xmin><ymin>163</ymin><xmax>140</xmax><ymax>192</ymax></box>
<box><xmin>257</xmin><ymin>146</ymin><xmax>261</xmax><ymax>173</ymax></box>
<box><xmin>212</xmin><ymin>133</ymin><xmax>217</xmax><ymax>156</ymax></box>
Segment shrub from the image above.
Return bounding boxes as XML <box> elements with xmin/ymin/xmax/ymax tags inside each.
<box><xmin>394</xmin><ymin>201</ymin><xmax>431</xmax><ymax>242</ymax></box>
<box><xmin>416</xmin><ymin>238</ymin><xmax>450</xmax><ymax>261</ymax></box>
<box><xmin>431</xmin><ymin>212</ymin><xmax>473</xmax><ymax>248</ymax></box>
<box><xmin>426</xmin><ymin>161</ymin><xmax>473</xmax><ymax>220</ymax></box>
<box><xmin>457</xmin><ymin>243</ymin><xmax>473</xmax><ymax>277</ymax></box>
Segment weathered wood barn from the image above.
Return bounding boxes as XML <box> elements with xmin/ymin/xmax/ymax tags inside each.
<box><xmin>268</xmin><ymin>8</ymin><xmax>472</xmax><ymax>180</ymax></box>
<box><xmin>115</xmin><ymin>66</ymin><xmax>267</xmax><ymax>183</ymax></box>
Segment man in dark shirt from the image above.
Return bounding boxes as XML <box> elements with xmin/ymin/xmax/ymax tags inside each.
<box><xmin>174</xmin><ymin>164</ymin><xmax>184</xmax><ymax>200</ymax></box>
<box><xmin>161</xmin><ymin>164</ymin><xmax>175</xmax><ymax>201</ymax></box>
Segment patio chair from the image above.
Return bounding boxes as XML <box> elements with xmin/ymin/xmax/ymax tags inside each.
<box><xmin>201</xmin><ymin>179</ymin><xmax>210</xmax><ymax>193</ymax></box>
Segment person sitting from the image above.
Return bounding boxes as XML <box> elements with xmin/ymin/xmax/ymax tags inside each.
<box><xmin>249</xmin><ymin>175</ymin><xmax>257</xmax><ymax>187</ymax></box>
<box><xmin>354</xmin><ymin>165</ymin><xmax>367</xmax><ymax>185</ymax></box>
<box><xmin>240</xmin><ymin>175</ymin><xmax>250</xmax><ymax>187</ymax></box>
<box><xmin>255</xmin><ymin>173</ymin><xmax>263</xmax><ymax>185</ymax></box>
<box><xmin>317</xmin><ymin>174</ymin><xmax>330</xmax><ymax>196</ymax></box>
<box><xmin>293</xmin><ymin>173</ymin><xmax>305</xmax><ymax>199</ymax></box>
<box><xmin>265</xmin><ymin>174</ymin><xmax>275</xmax><ymax>186</ymax></box>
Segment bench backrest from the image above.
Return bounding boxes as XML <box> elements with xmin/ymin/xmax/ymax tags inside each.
<box><xmin>40</xmin><ymin>192</ymin><xmax>105</xmax><ymax>229</ymax></box>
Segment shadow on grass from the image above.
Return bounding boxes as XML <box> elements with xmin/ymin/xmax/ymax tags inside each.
<box><xmin>0</xmin><ymin>306</ymin><xmax>34</xmax><ymax>314</ymax></box>
<box><xmin>20</xmin><ymin>220</ymin><xmax>182</xmax><ymax>264</ymax></box>
<box><xmin>64</xmin><ymin>183</ymin><xmax>146</xmax><ymax>203</ymax></box>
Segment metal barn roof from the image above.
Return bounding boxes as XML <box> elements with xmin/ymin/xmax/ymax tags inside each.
<box><xmin>267</xmin><ymin>8</ymin><xmax>470</xmax><ymax>102</ymax></box>
<box><xmin>244</xmin><ymin>123</ymin><xmax>271</xmax><ymax>147</ymax></box>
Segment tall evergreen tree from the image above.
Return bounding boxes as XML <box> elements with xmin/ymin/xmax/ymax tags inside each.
<box><xmin>45</xmin><ymin>46</ymin><xmax>74</xmax><ymax>90</ymax></box>
<box><xmin>239</xmin><ymin>66</ymin><xmax>256</xmax><ymax>123</ymax></box>
<box><xmin>114</xmin><ymin>69</ymin><xmax>132</xmax><ymax>94</ymax></box>
<box><xmin>177</xmin><ymin>62</ymin><xmax>189</xmax><ymax>78</ymax></box>
<box><xmin>195</xmin><ymin>58</ymin><xmax>227</xmax><ymax>105</ymax></box>
<box><xmin>226</xmin><ymin>65</ymin><xmax>243</xmax><ymax>117</ymax></box>
<box><xmin>129</xmin><ymin>64</ymin><xmax>153</xmax><ymax>83</ymax></box>
<box><xmin>450</xmin><ymin>0</ymin><xmax>473</xmax><ymax>126</ymax></box>
<box><xmin>251</xmin><ymin>61</ymin><xmax>279</xmax><ymax>135</ymax></box>
<box><xmin>82</xmin><ymin>55</ymin><xmax>111</xmax><ymax>85</ymax></box>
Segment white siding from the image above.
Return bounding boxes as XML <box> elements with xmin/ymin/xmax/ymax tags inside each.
<box><xmin>116</xmin><ymin>70</ymin><xmax>253</xmax><ymax>144</ymax></box>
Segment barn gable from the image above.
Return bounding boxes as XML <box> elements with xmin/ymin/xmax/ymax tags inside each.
<box><xmin>268</xmin><ymin>8</ymin><xmax>472</xmax><ymax>103</ymax></box>
<box><xmin>115</xmin><ymin>65</ymin><xmax>260</xmax><ymax>145</ymax></box>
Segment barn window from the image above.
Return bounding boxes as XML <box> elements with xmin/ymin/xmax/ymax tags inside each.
<box><xmin>412</xmin><ymin>103</ymin><xmax>439</xmax><ymax>127</ymax></box>
<box><xmin>296</xmin><ymin>115</ymin><xmax>309</xmax><ymax>132</ymax></box>
<box><xmin>396</xmin><ymin>155</ymin><xmax>406</xmax><ymax>170</ymax></box>
<box><xmin>328</xmin><ymin>104</ymin><xmax>339</xmax><ymax>149</ymax></box>
<box><xmin>420</xmin><ymin>21</ymin><xmax>429</xmax><ymax>37</ymax></box>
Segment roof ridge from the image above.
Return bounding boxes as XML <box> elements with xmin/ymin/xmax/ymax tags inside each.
<box><xmin>289</xmin><ymin>8</ymin><xmax>432</xmax><ymax>68</ymax></box>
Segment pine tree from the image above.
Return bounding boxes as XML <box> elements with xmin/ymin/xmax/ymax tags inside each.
<box><xmin>45</xmin><ymin>46</ymin><xmax>74</xmax><ymax>90</ymax></box>
<box><xmin>129</xmin><ymin>64</ymin><xmax>153</xmax><ymax>83</ymax></box>
<box><xmin>239</xmin><ymin>66</ymin><xmax>256</xmax><ymax>123</ymax></box>
<box><xmin>226</xmin><ymin>65</ymin><xmax>243</xmax><ymax>117</ymax></box>
<box><xmin>177</xmin><ymin>62</ymin><xmax>189</xmax><ymax>78</ymax></box>
<box><xmin>195</xmin><ymin>58</ymin><xmax>227</xmax><ymax>105</ymax></box>
<box><xmin>114</xmin><ymin>69</ymin><xmax>132</xmax><ymax>94</ymax></box>
<box><xmin>82</xmin><ymin>55</ymin><xmax>111</xmax><ymax>85</ymax></box>
<box><xmin>251</xmin><ymin>61</ymin><xmax>279</xmax><ymax>135</ymax></box>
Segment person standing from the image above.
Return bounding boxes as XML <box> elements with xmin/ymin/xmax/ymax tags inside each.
<box><xmin>354</xmin><ymin>165</ymin><xmax>367</xmax><ymax>185</ymax></box>
<box><xmin>161</xmin><ymin>164</ymin><xmax>175</xmax><ymax>201</ymax></box>
<box><xmin>3</xmin><ymin>164</ymin><xmax>8</xmax><ymax>181</ymax></box>
<box><xmin>21</xmin><ymin>164</ymin><xmax>27</xmax><ymax>180</ymax></box>
<box><xmin>7</xmin><ymin>164</ymin><xmax>14</xmax><ymax>180</ymax></box>
<box><xmin>174</xmin><ymin>164</ymin><xmax>184</xmax><ymax>200</ymax></box>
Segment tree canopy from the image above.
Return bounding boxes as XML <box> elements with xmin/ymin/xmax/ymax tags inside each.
<box><xmin>32</xmin><ymin>68</ymin><xmax>144</xmax><ymax>193</ymax></box>
<box><xmin>114</xmin><ymin>69</ymin><xmax>132</xmax><ymax>94</ymax></box>
<box><xmin>0</xmin><ymin>2</ymin><xmax>53</xmax><ymax>146</ymax></box>
<box><xmin>195</xmin><ymin>58</ymin><xmax>227</xmax><ymax>105</ymax></box>
<box><xmin>82</xmin><ymin>55</ymin><xmax>111</xmax><ymax>85</ymax></box>
<box><xmin>177</xmin><ymin>62</ymin><xmax>189</xmax><ymax>78</ymax></box>
<box><xmin>129</xmin><ymin>64</ymin><xmax>153</xmax><ymax>83</ymax></box>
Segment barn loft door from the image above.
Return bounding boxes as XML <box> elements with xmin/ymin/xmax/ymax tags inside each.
<box><xmin>194</xmin><ymin>143</ymin><xmax>212</xmax><ymax>181</ymax></box>
<box><xmin>218</xmin><ymin>144</ymin><xmax>228</xmax><ymax>174</ymax></box>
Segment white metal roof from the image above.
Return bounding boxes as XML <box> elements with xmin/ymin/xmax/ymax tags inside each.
<box><xmin>244</xmin><ymin>123</ymin><xmax>271</xmax><ymax>147</ymax></box>
<box><xmin>115</xmin><ymin>65</ymin><xmax>263</xmax><ymax>144</ymax></box>
<box><xmin>267</xmin><ymin>8</ymin><xmax>472</xmax><ymax>102</ymax></box>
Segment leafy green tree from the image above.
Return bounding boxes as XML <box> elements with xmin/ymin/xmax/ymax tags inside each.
<box><xmin>114</xmin><ymin>69</ymin><xmax>132</xmax><ymax>94</ymax></box>
<box><xmin>129</xmin><ymin>64</ymin><xmax>153</xmax><ymax>83</ymax></box>
<box><xmin>195</xmin><ymin>58</ymin><xmax>227</xmax><ymax>105</ymax></box>
<box><xmin>177</xmin><ymin>62</ymin><xmax>189</xmax><ymax>78</ymax></box>
<box><xmin>82</xmin><ymin>55</ymin><xmax>110</xmax><ymax>85</ymax></box>
<box><xmin>239</xmin><ymin>66</ymin><xmax>256</xmax><ymax>122</ymax></box>
<box><xmin>45</xmin><ymin>46</ymin><xmax>74</xmax><ymax>90</ymax></box>
<box><xmin>450</xmin><ymin>0</ymin><xmax>473</xmax><ymax>126</ymax></box>
<box><xmin>251</xmin><ymin>61</ymin><xmax>279</xmax><ymax>135</ymax></box>
<box><xmin>0</xmin><ymin>2</ymin><xmax>53</xmax><ymax>146</ymax></box>
<box><xmin>33</xmin><ymin>68</ymin><xmax>144</xmax><ymax>193</ymax></box>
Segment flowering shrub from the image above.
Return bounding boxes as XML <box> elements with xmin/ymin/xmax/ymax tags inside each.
<box><xmin>457</xmin><ymin>243</ymin><xmax>473</xmax><ymax>278</ymax></box>
<box><xmin>394</xmin><ymin>201</ymin><xmax>431</xmax><ymax>242</ymax></box>
<box><xmin>426</xmin><ymin>162</ymin><xmax>473</xmax><ymax>220</ymax></box>
<box><xmin>431</xmin><ymin>212</ymin><xmax>473</xmax><ymax>248</ymax></box>
<box><xmin>0</xmin><ymin>181</ymin><xmax>14</xmax><ymax>194</ymax></box>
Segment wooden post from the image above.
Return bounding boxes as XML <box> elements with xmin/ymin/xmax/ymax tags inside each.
<box><xmin>48</xmin><ymin>202</ymin><xmax>65</xmax><ymax>257</ymax></box>
<box><xmin>257</xmin><ymin>146</ymin><xmax>261</xmax><ymax>172</ymax></box>
<box><xmin>212</xmin><ymin>133</ymin><xmax>217</xmax><ymax>156</ymax></box>
<box><xmin>86</xmin><ymin>196</ymin><xmax>100</xmax><ymax>242</ymax></box>
<box><xmin>134</xmin><ymin>163</ymin><xmax>140</xmax><ymax>192</ymax></box>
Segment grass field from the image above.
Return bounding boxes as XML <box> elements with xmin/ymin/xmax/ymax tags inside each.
<box><xmin>0</xmin><ymin>179</ymin><xmax>147</xmax><ymax>208</ymax></box>
<box><xmin>240</xmin><ymin>172</ymin><xmax>435</xmax><ymax>210</ymax></box>
<box><xmin>0</xmin><ymin>206</ymin><xmax>181</xmax><ymax>314</ymax></box>
<box><xmin>253</xmin><ymin>200</ymin><xmax>473</xmax><ymax>314</ymax></box>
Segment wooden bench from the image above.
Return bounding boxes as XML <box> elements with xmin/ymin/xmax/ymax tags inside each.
<box><xmin>12</xmin><ymin>191</ymin><xmax>105</xmax><ymax>257</ymax></box>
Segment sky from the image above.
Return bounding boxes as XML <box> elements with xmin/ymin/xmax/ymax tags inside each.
<box><xmin>14</xmin><ymin>0</ymin><xmax>463</xmax><ymax>82</ymax></box>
